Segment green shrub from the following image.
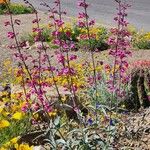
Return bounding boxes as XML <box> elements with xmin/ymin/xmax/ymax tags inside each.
<box><xmin>21</xmin><ymin>26</ymin><xmax>52</xmax><ymax>45</ymax></box>
<box><xmin>0</xmin><ymin>3</ymin><xmax>34</xmax><ymax>15</ymax></box>
<box><xmin>0</xmin><ymin>3</ymin><xmax>7</xmax><ymax>14</ymax></box>
<box><xmin>59</xmin><ymin>24</ymin><xmax>109</xmax><ymax>51</ymax></box>
<box><xmin>77</xmin><ymin>26</ymin><xmax>109</xmax><ymax>51</ymax></box>
<box><xmin>133</xmin><ymin>39</ymin><xmax>150</xmax><ymax>49</ymax></box>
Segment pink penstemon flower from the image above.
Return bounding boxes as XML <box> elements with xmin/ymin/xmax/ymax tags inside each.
<box><xmin>55</xmin><ymin>19</ymin><xmax>64</xmax><ymax>27</ymax></box>
<box><xmin>7</xmin><ymin>32</ymin><xmax>16</xmax><ymax>39</ymax></box>
<box><xmin>32</xmin><ymin>18</ymin><xmax>41</xmax><ymax>24</ymax></box>
<box><xmin>4</xmin><ymin>21</ymin><xmax>11</xmax><ymax>26</ymax></box>
<box><xmin>78</xmin><ymin>12</ymin><xmax>88</xmax><ymax>19</ymax></box>
<box><xmin>78</xmin><ymin>0</ymin><xmax>89</xmax><ymax>8</ymax></box>
<box><xmin>89</xmin><ymin>19</ymin><xmax>95</xmax><ymax>26</ymax></box>
<box><xmin>69</xmin><ymin>54</ymin><xmax>77</xmax><ymax>61</ymax></box>
<box><xmin>78</xmin><ymin>20</ymin><xmax>86</xmax><ymax>28</ymax></box>
<box><xmin>56</xmin><ymin>52</ymin><xmax>65</xmax><ymax>64</ymax></box>
<box><xmin>77</xmin><ymin>0</ymin><xmax>98</xmax><ymax>104</ymax></box>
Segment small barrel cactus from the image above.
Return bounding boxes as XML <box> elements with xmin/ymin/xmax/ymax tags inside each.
<box><xmin>125</xmin><ymin>60</ymin><xmax>150</xmax><ymax>111</ymax></box>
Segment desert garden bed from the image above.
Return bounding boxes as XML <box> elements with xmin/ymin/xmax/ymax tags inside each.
<box><xmin>0</xmin><ymin>0</ymin><xmax>150</xmax><ymax>150</ymax></box>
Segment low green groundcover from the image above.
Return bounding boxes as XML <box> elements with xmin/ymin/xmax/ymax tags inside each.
<box><xmin>0</xmin><ymin>3</ymin><xmax>34</xmax><ymax>15</ymax></box>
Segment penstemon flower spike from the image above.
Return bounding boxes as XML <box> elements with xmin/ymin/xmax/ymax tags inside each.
<box><xmin>77</xmin><ymin>0</ymin><xmax>98</xmax><ymax>102</ymax></box>
<box><xmin>24</xmin><ymin>0</ymin><xmax>62</xmax><ymax>102</ymax></box>
<box><xmin>46</xmin><ymin>0</ymin><xmax>79</xmax><ymax>109</ymax></box>
<box><xmin>108</xmin><ymin>0</ymin><xmax>132</xmax><ymax>108</ymax></box>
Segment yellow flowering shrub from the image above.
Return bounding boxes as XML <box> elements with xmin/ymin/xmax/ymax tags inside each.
<box><xmin>0</xmin><ymin>140</ymin><xmax>33</xmax><ymax>150</ymax></box>
<box><xmin>0</xmin><ymin>87</ymin><xmax>31</xmax><ymax>146</ymax></box>
<box><xmin>56</xmin><ymin>62</ymin><xmax>87</xmax><ymax>89</ymax></box>
<box><xmin>132</xmin><ymin>30</ymin><xmax>150</xmax><ymax>49</ymax></box>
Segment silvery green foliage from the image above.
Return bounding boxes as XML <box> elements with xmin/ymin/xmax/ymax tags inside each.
<box><xmin>41</xmin><ymin>106</ymin><xmax>117</xmax><ymax>150</ymax></box>
<box><xmin>87</xmin><ymin>71</ymin><xmax>114</xmax><ymax>106</ymax></box>
<box><xmin>87</xmin><ymin>70</ymin><xmax>130</xmax><ymax>109</ymax></box>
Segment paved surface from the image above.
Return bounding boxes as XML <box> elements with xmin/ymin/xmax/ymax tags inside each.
<box><xmin>10</xmin><ymin>0</ymin><xmax>150</xmax><ymax>31</ymax></box>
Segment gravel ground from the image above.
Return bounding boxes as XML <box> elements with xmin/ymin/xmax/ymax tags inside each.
<box><xmin>0</xmin><ymin>12</ymin><xmax>150</xmax><ymax>70</ymax></box>
<box><xmin>0</xmin><ymin>11</ymin><xmax>48</xmax><ymax>45</ymax></box>
<box><xmin>0</xmin><ymin>11</ymin><xmax>48</xmax><ymax>69</ymax></box>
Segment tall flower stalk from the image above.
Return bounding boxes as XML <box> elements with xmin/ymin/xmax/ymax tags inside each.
<box><xmin>5</xmin><ymin>0</ymin><xmax>62</xmax><ymax>118</ymax></box>
<box><xmin>46</xmin><ymin>0</ymin><xmax>79</xmax><ymax>109</ymax></box>
<box><xmin>4</xmin><ymin>0</ymin><xmax>51</xmax><ymax>129</ymax></box>
<box><xmin>77</xmin><ymin>0</ymin><xmax>100</xmax><ymax>124</ymax></box>
<box><xmin>77</xmin><ymin>0</ymin><xmax>98</xmax><ymax>101</ymax></box>
<box><xmin>24</xmin><ymin>0</ymin><xmax>62</xmax><ymax>102</ymax></box>
<box><xmin>108</xmin><ymin>0</ymin><xmax>131</xmax><ymax>108</ymax></box>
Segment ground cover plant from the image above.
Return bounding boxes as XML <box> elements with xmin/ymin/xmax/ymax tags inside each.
<box><xmin>0</xmin><ymin>1</ymin><xmax>34</xmax><ymax>15</ymax></box>
<box><xmin>0</xmin><ymin>0</ymin><xmax>150</xmax><ymax>149</ymax></box>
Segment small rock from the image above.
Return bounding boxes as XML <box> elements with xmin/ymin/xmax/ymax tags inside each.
<box><xmin>33</xmin><ymin>146</ymin><xmax>45</xmax><ymax>150</ymax></box>
<box><xmin>142</xmin><ymin>138</ymin><xmax>148</xmax><ymax>142</ymax></box>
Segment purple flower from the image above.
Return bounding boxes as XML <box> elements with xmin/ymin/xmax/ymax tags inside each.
<box><xmin>49</xmin><ymin>66</ymin><xmax>56</xmax><ymax>71</ymax></box>
<box><xmin>72</xmin><ymin>85</ymin><xmax>78</xmax><ymax>92</ymax></box>
<box><xmin>87</xmin><ymin>118</ymin><xmax>93</xmax><ymax>125</ymax></box>
<box><xmin>63</xmin><ymin>43</ymin><xmax>69</xmax><ymax>49</ymax></box>
<box><xmin>70</xmin><ymin>43</ymin><xmax>75</xmax><ymax>49</ymax></box>
<box><xmin>52</xmin><ymin>30</ymin><xmax>60</xmax><ymax>36</ymax></box>
<box><xmin>62</xmin><ymin>67</ymin><xmax>76</xmax><ymax>75</ymax></box>
<box><xmin>96</xmin><ymin>102</ymin><xmax>101</xmax><ymax>109</ymax></box>
<box><xmin>110</xmin><ymin>119</ymin><xmax>114</xmax><ymax>126</ymax></box>
<box><xmin>53</xmin><ymin>39</ymin><xmax>61</xmax><ymax>46</ymax></box>
<box><xmin>62</xmin><ymin>68</ymin><xmax>69</xmax><ymax>75</ymax></box>
<box><xmin>55</xmin><ymin>19</ymin><xmax>64</xmax><ymax>27</ymax></box>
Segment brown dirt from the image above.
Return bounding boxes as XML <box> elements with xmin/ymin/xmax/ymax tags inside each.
<box><xmin>118</xmin><ymin>108</ymin><xmax>150</xmax><ymax>149</ymax></box>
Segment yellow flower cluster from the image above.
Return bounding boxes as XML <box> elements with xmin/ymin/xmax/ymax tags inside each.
<box><xmin>0</xmin><ymin>73</ymin><xmax>28</xmax><ymax>146</ymax></box>
<box><xmin>0</xmin><ymin>136</ymin><xmax>19</xmax><ymax>150</ymax></box>
<box><xmin>144</xmin><ymin>32</ymin><xmax>150</xmax><ymax>40</ymax></box>
<box><xmin>0</xmin><ymin>91</ymin><xmax>25</xmax><ymax>123</ymax></box>
<box><xmin>132</xmin><ymin>30</ymin><xmax>150</xmax><ymax>49</ymax></box>
<box><xmin>0</xmin><ymin>120</ymin><xmax>10</xmax><ymax>128</ymax></box>
<box><xmin>14</xmin><ymin>144</ymin><xmax>33</xmax><ymax>150</ymax></box>
<box><xmin>56</xmin><ymin>62</ymin><xmax>86</xmax><ymax>89</ymax></box>
<box><xmin>49</xmin><ymin>109</ymin><xmax>57</xmax><ymax>117</ymax></box>
<box><xmin>0</xmin><ymin>140</ymin><xmax>33</xmax><ymax>150</ymax></box>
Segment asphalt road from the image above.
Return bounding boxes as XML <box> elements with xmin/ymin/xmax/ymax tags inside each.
<box><xmin>12</xmin><ymin>0</ymin><xmax>150</xmax><ymax>31</ymax></box>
